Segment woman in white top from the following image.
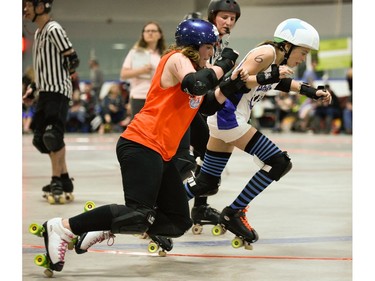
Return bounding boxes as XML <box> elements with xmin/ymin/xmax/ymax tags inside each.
<box><xmin>120</xmin><ymin>21</ymin><xmax>166</xmax><ymax>119</ymax></box>
<box><xmin>185</xmin><ymin>18</ymin><xmax>332</xmax><ymax>245</ymax></box>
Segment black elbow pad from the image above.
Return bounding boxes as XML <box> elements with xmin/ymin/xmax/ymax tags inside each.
<box><xmin>181</xmin><ymin>68</ymin><xmax>219</xmax><ymax>96</ymax></box>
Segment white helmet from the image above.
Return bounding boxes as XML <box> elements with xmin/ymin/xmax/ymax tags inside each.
<box><xmin>274</xmin><ymin>18</ymin><xmax>319</xmax><ymax>50</ymax></box>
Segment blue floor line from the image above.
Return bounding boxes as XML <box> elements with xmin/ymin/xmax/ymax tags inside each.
<box><xmin>23</xmin><ymin>235</ymin><xmax>352</xmax><ymax>254</ymax></box>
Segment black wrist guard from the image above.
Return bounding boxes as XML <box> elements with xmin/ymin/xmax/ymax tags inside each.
<box><xmin>214</xmin><ymin>48</ymin><xmax>238</xmax><ymax>73</ymax></box>
<box><xmin>27</xmin><ymin>82</ymin><xmax>37</xmax><ymax>99</ymax></box>
<box><xmin>256</xmin><ymin>64</ymin><xmax>280</xmax><ymax>85</ymax></box>
<box><xmin>29</xmin><ymin>82</ymin><xmax>36</xmax><ymax>91</ymax></box>
<box><xmin>275</xmin><ymin>78</ymin><xmax>292</xmax><ymax>92</ymax></box>
<box><xmin>64</xmin><ymin>51</ymin><xmax>80</xmax><ymax>74</ymax></box>
<box><xmin>300</xmin><ymin>83</ymin><xmax>319</xmax><ymax>99</ymax></box>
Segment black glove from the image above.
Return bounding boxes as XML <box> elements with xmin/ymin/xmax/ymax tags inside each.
<box><xmin>214</xmin><ymin>48</ymin><xmax>239</xmax><ymax>73</ymax></box>
<box><xmin>300</xmin><ymin>83</ymin><xmax>320</xmax><ymax>99</ymax></box>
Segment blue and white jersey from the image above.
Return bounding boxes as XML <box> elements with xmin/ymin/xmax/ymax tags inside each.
<box><xmin>207</xmin><ymin>44</ymin><xmax>279</xmax><ymax>131</ymax></box>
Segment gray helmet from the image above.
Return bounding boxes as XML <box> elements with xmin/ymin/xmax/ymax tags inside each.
<box><xmin>207</xmin><ymin>0</ymin><xmax>241</xmax><ymax>23</ymax></box>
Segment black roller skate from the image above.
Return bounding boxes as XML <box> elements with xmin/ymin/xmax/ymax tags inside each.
<box><xmin>42</xmin><ymin>177</ymin><xmax>74</xmax><ymax>203</ymax></box>
<box><xmin>219</xmin><ymin>206</ymin><xmax>259</xmax><ymax>250</ymax></box>
<box><xmin>42</xmin><ymin>178</ymin><xmax>66</xmax><ymax>204</ymax></box>
<box><xmin>191</xmin><ymin>204</ymin><xmax>223</xmax><ymax>235</ymax></box>
<box><xmin>147</xmin><ymin>235</ymin><xmax>173</xmax><ymax>257</ymax></box>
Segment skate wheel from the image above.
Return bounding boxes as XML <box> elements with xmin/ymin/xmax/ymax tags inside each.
<box><xmin>34</xmin><ymin>254</ymin><xmax>48</xmax><ymax>267</ymax></box>
<box><xmin>244</xmin><ymin>241</ymin><xmax>253</xmax><ymax>250</ymax></box>
<box><xmin>58</xmin><ymin>196</ymin><xmax>66</xmax><ymax>204</ymax></box>
<box><xmin>47</xmin><ymin>195</ymin><xmax>55</xmax><ymax>204</ymax></box>
<box><xmin>44</xmin><ymin>268</ymin><xmax>54</xmax><ymax>278</ymax></box>
<box><xmin>137</xmin><ymin>232</ymin><xmax>149</xmax><ymax>239</ymax></box>
<box><xmin>65</xmin><ymin>193</ymin><xmax>75</xmax><ymax>202</ymax></box>
<box><xmin>231</xmin><ymin>237</ymin><xmax>244</xmax><ymax>248</ymax></box>
<box><xmin>148</xmin><ymin>241</ymin><xmax>159</xmax><ymax>253</ymax></box>
<box><xmin>192</xmin><ymin>224</ymin><xmax>203</xmax><ymax>235</ymax></box>
<box><xmin>211</xmin><ymin>224</ymin><xmax>224</xmax><ymax>236</ymax></box>
<box><xmin>84</xmin><ymin>201</ymin><xmax>96</xmax><ymax>212</ymax></box>
<box><xmin>158</xmin><ymin>250</ymin><xmax>167</xmax><ymax>257</ymax></box>
<box><xmin>29</xmin><ymin>223</ymin><xmax>44</xmax><ymax>237</ymax></box>
<box><xmin>68</xmin><ymin>240</ymin><xmax>76</xmax><ymax>250</ymax></box>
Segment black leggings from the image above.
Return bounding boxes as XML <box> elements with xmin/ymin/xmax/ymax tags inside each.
<box><xmin>69</xmin><ymin>137</ymin><xmax>192</xmax><ymax>237</ymax></box>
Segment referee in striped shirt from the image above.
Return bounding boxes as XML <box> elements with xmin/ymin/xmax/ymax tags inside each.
<box><xmin>23</xmin><ymin>0</ymin><xmax>80</xmax><ymax>202</ymax></box>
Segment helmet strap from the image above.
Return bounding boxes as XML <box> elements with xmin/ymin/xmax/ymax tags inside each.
<box><xmin>281</xmin><ymin>43</ymin><xmax>294</xmax><ymax>65</ymax></box>
<box><xmin>32</xmin><ymin>1</ymin><xmax>48</xmax><ymax>22</ymax></box>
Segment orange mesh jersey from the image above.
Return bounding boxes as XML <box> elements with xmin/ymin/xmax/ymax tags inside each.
<box><xmin>121</xmin><ymin>50</ymin><xmax>203</xmax><ymax>161</ymax></box>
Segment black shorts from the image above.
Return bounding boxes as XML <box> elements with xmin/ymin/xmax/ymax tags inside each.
<box><xmin>31</xmin><ymin>92</ymin><xmax>70</xmax><ymax>134</ymax></box>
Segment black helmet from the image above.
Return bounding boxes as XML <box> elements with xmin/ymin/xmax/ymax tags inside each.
<box><xmin>26</xmin><ymin>0</ymin><xmax>53</xmax><ymax>13</ymax></box>
<box><xmin>207</xmin><ymin>0</ymin><xmax>241</xmax><ymax>23</ymax></box>
<box><xmin>183</xmin><ymin>12</ymin><xmax>203</xmax><ymax>20</ymax></box>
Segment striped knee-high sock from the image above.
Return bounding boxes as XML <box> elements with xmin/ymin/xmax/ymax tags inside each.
<box><xmin>230</xmin><ymin>133</ymin><xmax>281</xmax><ymax>210</ymax></box>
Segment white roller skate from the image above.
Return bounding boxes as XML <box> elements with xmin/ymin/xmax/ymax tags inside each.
<box><xmin>75</xmin><ymin>231</ymin><xmax>115</xmax><ymax>254</ymax></box>
<box><xmin>43</xmin><ymin>218</ymin><xmax>76</xmax><ymax>272</ymax></box>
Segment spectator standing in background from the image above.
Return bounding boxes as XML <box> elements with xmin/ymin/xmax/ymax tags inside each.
<box><xmin>89</xmin><ymin>59</ymin><xmax>104</xmax><ymax>111</ymax></box>
<box><xmin>120</xmin><ymin>21</ymin><xmax>166</xmax><ymax>119</ymax></box>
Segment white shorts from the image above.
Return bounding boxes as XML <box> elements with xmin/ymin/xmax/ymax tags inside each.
<box><xmin>208</xmin><ymin>119</ymin><xmax>252</xmax><ymax>143</ymax></box>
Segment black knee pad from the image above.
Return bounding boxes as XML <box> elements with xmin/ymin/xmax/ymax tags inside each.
<box><xmin>32</xmin><ymin>132</ymin><xmax>50</xmax><ymax>154</ymax></box>
<box><xmin>147</xmin><ymin>216</ymin><xmax>192</xmax><ymax>238</ymax></box>
<box><xmin>43</xmin><ymin>125</ymin><xmax>65</xmax><ymax>152</ymax></box>
<box><xmin>110</xmin><ymin>204</ymin><xmax>156</xmax><ymax>234</ymax></box>
<box><xmin>263</xmin><ymin>151</ymin><xmax>292</xmax><ymax>181</ymax></box>
<box><xmin>188</xmin><ymin>172</ymin><xmax>221</xmax><ymax>197</ymax></box>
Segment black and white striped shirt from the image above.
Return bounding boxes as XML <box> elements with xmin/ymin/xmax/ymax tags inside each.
<box><xmin>33</xmin><ymin>20</ymin><xmax>73</xmax><ymax>99</ymax></box>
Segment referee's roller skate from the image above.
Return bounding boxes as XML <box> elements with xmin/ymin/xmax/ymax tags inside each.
<box><xmin>29</xmin><ymin>218</ymin><xmax>76</xmax><ymax>277</ymax></box>
<box><xmin>42</xmin><ymin>177</ymin><xmax>65</xmax><ymax>204</ymax></box>
<box><xmin>42</xmin><ymin>176</ymin><xmax>75</xmax><ymax>203</ymax></box>
<box><xmin>219</xmin><ymin>206</ymin><xmax>259</xmax><ymax>250</ymax></box>
<box><xmin>191</xmin><ymin>204</ymin><xmax>223</xmax><ymax>236</ymax></box>
<box><xmin>147</xmin><ymin>235</ymin><xmax>173</xmax><ymax>257</ymax></box>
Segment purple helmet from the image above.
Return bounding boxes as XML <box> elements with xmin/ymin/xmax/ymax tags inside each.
<box><xmin>175</xmin><ymin>19</ymin><xmax>219</xmax><ymax>47</ymax></box>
